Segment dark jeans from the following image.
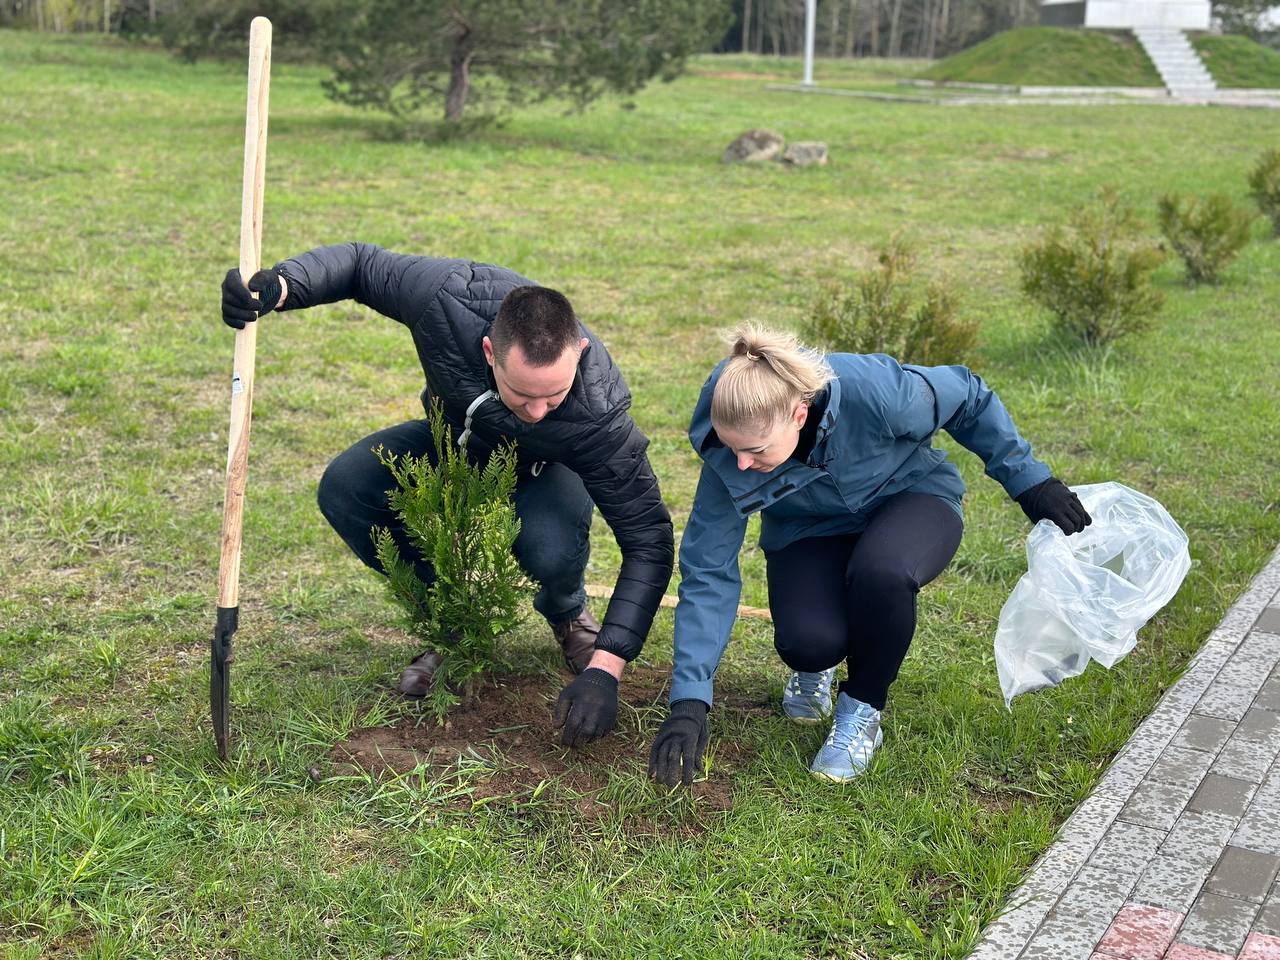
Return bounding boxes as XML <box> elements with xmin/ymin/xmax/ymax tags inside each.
<box><xmin>316</xmin><ymin>419</ymin><xmax>594</xmax><ymax>626</ymax></box>
<box><xmin>765</xmin><ymin>492</ymin><xmax>964</xmax><ymax>710</ymax></box>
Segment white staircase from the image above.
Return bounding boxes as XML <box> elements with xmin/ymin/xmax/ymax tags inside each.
<box><xmin>1134</xmin><ymin>27</ymin><xmax>1217</xmax><ymax>98</ymax></box>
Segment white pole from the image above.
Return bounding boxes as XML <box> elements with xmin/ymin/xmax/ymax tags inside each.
<box><xmin>803</xmin><ymin>0</ymin><xmax>817</xmax><ymax>86</ymax></box>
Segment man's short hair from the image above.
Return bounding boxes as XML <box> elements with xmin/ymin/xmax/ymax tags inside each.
<box><xmin>491</xmin><ymin>286</ymin><xmax>582</xmax><ymax>366</ymax></box>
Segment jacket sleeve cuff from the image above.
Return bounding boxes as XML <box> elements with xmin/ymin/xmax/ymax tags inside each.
<box><xmin>1002</xmin><ymin>462</ymin><xmax>1053</xmax><ymax>500</ymax></box>
<box><xmin>593</xmin><ymin>624</ymin><xmax>641</xmax><ymax>663</ymax></box>
<box><xmin>669</xmin><ymin>678</ymin><xmax>714</xmax><ymax>709</ymax></box>
<box><xmin>273</xmin><ymin>261</ymin><xmax>302</xmax><ymax>311</ymax></box>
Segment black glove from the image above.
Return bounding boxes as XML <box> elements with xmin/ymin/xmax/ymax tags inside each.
<box><xmin>1015</xmin><ymin>477</ymin><xmax>1092</xmax><ymax>536</ymax></box>
<box><xmin>553</xmin><ymin>668</ymin><xmax>618</xmax><ymax>747</ymax></box>
<box><xmin>221</xmin><ymin>267</ymin><xmax>283</xmax><ymax>329</ymax></box>
<box><xmin>648</xmin><ymin>699</ymin><xmax>710</xmax><ymax>788</ymax></box>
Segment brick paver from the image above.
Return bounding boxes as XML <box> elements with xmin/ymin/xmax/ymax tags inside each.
<box><xmin>1239</xmin><ymin>932</ymin><xmax>1280</xmax><ymax>960</ymax></box>
<box><xmin>1164</xmin><ymin>946</ymin><xmax>1236</xmax><ymax>960</ymax></box>
<box><xmin>1097</xmin><ymin>903</ymin><xmax>1183</xmax><ymax>960</ymax></box>
<box><xmin>965</xmin><ymin>545</ymin><xmax>1280</xmax><ymax>960</ymax></box>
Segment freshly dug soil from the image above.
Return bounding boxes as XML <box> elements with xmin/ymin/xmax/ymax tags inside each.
<box><xmin>332</xmin><ymin>665</ymin><xmax>771</xmax><ymax>820</ymax></box>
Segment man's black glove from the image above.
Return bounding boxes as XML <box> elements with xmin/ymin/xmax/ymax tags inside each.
<box><xmin>553</xmin><ymin>668</ymin><xmax>618</xmax><ymax>747</ymax></box>
<box><xmin>221</xmin><ymin>267</ymin><xmax>283</xmax><ymax>329</ymax></box>
<box><xmin>648</xmin><ymin>699</ymin><xmax>709</xmax><ymax>788</ymax></box>
<box><xmin>1015</xmin><ymin>477</ymin><xmax>1092</xmax><ymax>536</ymax></box>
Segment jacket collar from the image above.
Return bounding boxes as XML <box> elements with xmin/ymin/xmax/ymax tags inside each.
<box><xmin>689</xmin><ymin>366</ymin><xmax>844</xmax><ymax>517</ymax></box>
<box><xmin>690</xmin><ymin>364</ymin><xmax>843</xmax><ymax>468</ymax></box>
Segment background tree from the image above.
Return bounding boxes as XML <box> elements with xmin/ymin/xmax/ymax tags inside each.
<box><xmin>318</xmin><ymin>0</ymin><xmax>734</xmax><ymax>127</ymax></box>
<box><xmin>1211</xmin><ymin>0</ymin><xmax>1277</xmax><ymax>42</ymax></box>
<box><xmin>714</xmin><ymin>0</ymin><xmax>1040</xmax><ymax>60</ymax></box>
<box><xmin>151</xmin><ymin>0</ymin><xmax>329</xmax><ymax>61</ymax></box>
<box><xmin>7</xmin><ymin>0</ymin><xmax>1270</xmax><ymax>74</ymax></box>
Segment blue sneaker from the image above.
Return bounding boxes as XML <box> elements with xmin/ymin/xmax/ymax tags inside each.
<box><xmin>782</xmin><ymin>667</ymin><xmax>837</xmax><ymax>724</ymax></box>
<box><xmin>810</xmin><ymin>692</ymin><xmax>883</xmax><ymax>782</ymax></box>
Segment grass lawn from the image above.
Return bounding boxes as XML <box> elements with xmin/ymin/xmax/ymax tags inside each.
<box><xmin>923</xmin><ymin>26</ymin><xmax>1280</xmax><ymax>89</ymax></box>
<box><xmin>1191</xmin><ymin>33</ymin><xmax>1280</xmax><ymax>87</ymax></box>
<box><xmin>921</xmin><ymin>27</ymin><xmax>1163</xmax><ymax>86</ymax></box>
<box><xmin>2</xmin><ymin>29</ymin><xmax>1279</xmax><ymax>960</ymax></box>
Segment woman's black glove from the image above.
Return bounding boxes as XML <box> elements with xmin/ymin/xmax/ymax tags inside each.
<box><xmin>222</xmin><ymin>267</ymin><xmax>283</xmax><ymax>329</ymax></box>
<box><xmin>648</xmin><ymin>699</ymin><xmax>709</xmax><ymax>787</ymax></box>
<box><xmin>1015</xmin><ymin>477</ymin><xmax>1092</xmax><ymax>536</ymax></box>
<box><xmin>553</xmin><ymin>668</ymin><xmax>618</xmax><ymax>747</ymax></box>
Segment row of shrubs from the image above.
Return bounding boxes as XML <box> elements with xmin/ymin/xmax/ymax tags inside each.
<box><xmin>805</xmin><ymin>148</ymin><xmax>1280</xmax><ymax>361</ymax></box>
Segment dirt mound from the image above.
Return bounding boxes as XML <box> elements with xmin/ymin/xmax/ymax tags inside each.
<box><xmin>332</xmin><ymin>665</ymin><xmax>772</xmax><ymax>822</ymax></box>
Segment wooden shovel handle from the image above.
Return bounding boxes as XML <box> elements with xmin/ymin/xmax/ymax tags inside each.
<box><xmin>217</xmin><ymin>16</ymin><xmax>271</xmax><ymax>609</ymax></box>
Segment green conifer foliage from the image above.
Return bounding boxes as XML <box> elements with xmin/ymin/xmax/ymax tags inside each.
<box><xmin>1019</xmin><ymin>188</ymin><xmax>1166</xmax><ymax>347</ymax></box>
<box><xmin>1247</xmin><ymin>148</ymin><xmax>1280</xmax><ymax>237</ymax></box>
<box><xmin>803</xmin><ymin>239</ymin><xmax>979</xmax><ymax>367</ymax></box>
<box><xmin>373</xmin><ymin>401</ymin><xmax>525</xmax><ymax>719</ymax></box>
<box><xmin>1157</xmin><ymin>193</ymin><xmax>1254</xmax><ymax>285</ymax></box>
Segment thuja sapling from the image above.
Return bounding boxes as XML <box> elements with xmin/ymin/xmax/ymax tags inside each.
<box><xmin>372</xmin><ymin>401</ymin><xmax>526</xmax><ymax>719</ymax></box>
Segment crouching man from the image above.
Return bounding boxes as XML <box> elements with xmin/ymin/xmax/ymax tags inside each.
<box><xmin>220</xmin><ymin>243</ymin><xmax>674</xmax><ymax>746</ymax></box>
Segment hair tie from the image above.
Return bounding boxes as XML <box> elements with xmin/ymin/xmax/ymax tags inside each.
<box><xmin>745</xmin><ymin>349</ymin><xmax>760</xmax><ymax>361</ymax></box>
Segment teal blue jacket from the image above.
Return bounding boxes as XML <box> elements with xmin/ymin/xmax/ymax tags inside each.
<box><xmin>670</xmin><ymin>353</ymin><xmax>1052</xmax><ymax>707</ymax></box>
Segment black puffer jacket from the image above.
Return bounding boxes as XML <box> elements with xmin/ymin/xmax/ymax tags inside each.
<box><xmin>275</xmin><ymin>242</ymin><xmax>674</xmax><ymax>662</ymax></box>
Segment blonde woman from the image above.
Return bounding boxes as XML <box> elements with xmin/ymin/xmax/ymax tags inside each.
<box><xmin>648</xmin><ymin>327</ymin><xmax>1091</xmax><ymax>785</ymax></box>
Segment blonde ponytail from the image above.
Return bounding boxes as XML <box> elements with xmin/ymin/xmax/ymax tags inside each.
<box><xmin>710</xmin><ymin>325</ymin><xmax>833</xmax><ymax>432</ymax></box>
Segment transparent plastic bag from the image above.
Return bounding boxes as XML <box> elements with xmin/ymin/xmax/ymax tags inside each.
<box><xmin>995</xmin><ymin>481</ymin><xmax>1191</xmax><ymax>707</ymax></box>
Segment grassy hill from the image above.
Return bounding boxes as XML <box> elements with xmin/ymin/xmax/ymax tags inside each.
<box><xmin>1191</xmin><ymin>32</ymin><xmax>1280</xmax><ymax>87</ymax></box>
<box><xmin>924</xmin><ymin>25</ymin><xmax>1280</xmax><ymax>88</ymax></box>
<box><xmin>922</xmin><ymin>26</ymin><xmax>1161</xmax><ymax>86</ymax></box>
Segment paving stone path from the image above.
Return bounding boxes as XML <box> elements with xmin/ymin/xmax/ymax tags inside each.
<box><xmin>968</xmin><ymin>545</ymin><xmax>1280</xmax><ymax>960</ymax></box>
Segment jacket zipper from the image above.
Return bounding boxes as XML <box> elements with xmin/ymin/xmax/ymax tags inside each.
<box><xmin>733</xmin><ymin>462</ymin><xmax>809</xmax><ymax>512</ymax></box>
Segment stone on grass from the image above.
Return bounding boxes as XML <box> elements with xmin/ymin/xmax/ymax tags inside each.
<box><xmin>782</xmin><ymin>141</ymin><xmax>829</xmax><ymax>167</ymax></box>
<box><xmin>722</xmin><ymin>129</ymin><xmax>785</xmax><ymax>164</ymax></box>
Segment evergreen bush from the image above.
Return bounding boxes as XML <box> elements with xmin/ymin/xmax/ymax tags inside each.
<box><xmin>373</xmin><ymin>401</ymin><xmax>525</xmax><ymax>720</ymax></box>
<box><xmin>1247</xmin><ymin>148</ymin><xmax>1280</xmax><ymax>237</ymax></box>
<box><xmin>1157</xmin><ymin>193</ymin><xmax>1254</xmax><ymax>284</ymax></box>
<box><xmin>803</xmin><ymin>239</ymin><xmax>979</xmax><ymax>366</ymax></box>
<box><xmin>1018</xmin><ymin>188</ymin><xmax>1165</xmax><ymax>347</ymax></box>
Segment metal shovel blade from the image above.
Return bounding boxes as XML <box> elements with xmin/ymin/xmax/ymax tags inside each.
<box><xmin>212</xmin><ymin>605</ymin><xmax>238</xmax><ymax>760</ymax></box>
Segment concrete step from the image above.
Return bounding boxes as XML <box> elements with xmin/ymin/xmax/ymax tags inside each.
<box><xmin>1133</xmin><ymin>27</ymin><xmax>1216</xmax><ymax>94</ymax></box>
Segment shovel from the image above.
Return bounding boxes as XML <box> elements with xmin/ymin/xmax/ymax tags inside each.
<box><xmin>212</xmin><ymin>16</ymin><xmax>272</xmax><ymax>761</ymax></box>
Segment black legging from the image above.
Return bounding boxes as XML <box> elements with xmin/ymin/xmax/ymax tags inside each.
<box><xmin>765</xmin><ymin>492</ymin><xmax>964</xmax><ymax>710</ymax></box>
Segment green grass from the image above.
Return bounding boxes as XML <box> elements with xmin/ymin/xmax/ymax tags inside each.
<box><xmin>923</xmin><ymin>26</ymin><xmax>1280</xmax><ymax>89</ymax></box>
<box><xmin>2</xmin><ymin>28</ymin><xmax>1280</xmax><ymax>960</ymax></box>
<box><xmin>687</xmin><ymin>52</ymin><xmax>929</xmax><ymax>83</ymax></box>
<box><xmin>922</xmin><ymin>26</ymin><xmax>1162</xmax><ymax>86</ymax></box>
<box><xmin>1191</xmin><ymin>33</ymin><xmax>1280</xmax><ymax>87</ymax></box>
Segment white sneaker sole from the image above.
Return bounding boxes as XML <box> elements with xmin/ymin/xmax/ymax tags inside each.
<box><xmin>784</xmin><ymin>710</ymin><xmax>829</xmax><ymax>726</ymax></box>
<box><xmin>809</xmin><ymin>731</ymin><xmax>883</xmax><ymax>783</ymax></box>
